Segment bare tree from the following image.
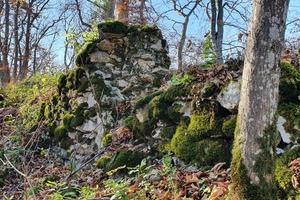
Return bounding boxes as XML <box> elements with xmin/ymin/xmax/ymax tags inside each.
<box><xmin>169</xmin><ymin>0</ymin><xmax>201</xmax><ymax>70</ymax></box>
<box><xmin>230</xmin><ymin>0</ymin><xmax>290</xmax><ymax>199</ymax></box>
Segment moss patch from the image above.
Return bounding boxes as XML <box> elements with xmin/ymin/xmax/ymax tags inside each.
<box><xmin>279</xmin><ymin>61</ymin><xmax>300</xmax><ymax>103</ymax></box>
<box><xmin>275</xmin><ymin>146</ymin><xmax>300</xmax><ymax>198</ymax></box>
<box><xmin>102</xmin><ymin>133</ymin><xmax>112</xmax><ymax>147</ymax></box>
<box><xmin>54</xmin><ymin>125</ymin><xmax>68</xmax><ymax>141</ymax></box>
<box><xmin>230</xmin><ymin>123</ymin><xmax>278</xmax><ymax>199</ymax></box>
<box><xmin>222</xmin><ymin>115</ymin><xmax>237</xmax><ymax>138</ymax></box>
<box><xmin>106</xmin><ymin>150</ymin><xmax>144</xmax><ymax>171</ymax></box>
<box><xmin>76</xmin><ymin>40</ymin><xmax>100</xmax><ymax>66</ymax></box>
<box><xmin>96</xmin><ymin>155</ymin><xmax>111</xmax><ymax>169</ymax></box>
<box><xmin>98</xmin><ymin>21</ymin><xmax>128</xmax><ymax>34</ymax></box>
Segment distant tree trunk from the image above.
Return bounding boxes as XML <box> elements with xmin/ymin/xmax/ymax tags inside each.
<box><xmin>20</xmin><ymin>11</ymin><xmax>31</xmax><ymax>80</ymax></box>
<box><xmin>230</xmin><ymin>0</ymin><xmax>290</xmax><ymax>199</ymax></box>
<box><xmin>178</xmin><ymin>16</ymin><xmax>189</xmax><ymax>71</ymax></box>
<box><xmin>209</xmin><ymin>0</ymin><xmax>223</xmax><ymax>64</ymax></box>
<box><xmin>13</xmin><ymin>1</ymin><xmax>20</xmax><ymax>81</ymax></box>
<box><xmin>139</xmin><ymin>0</ymin><xmax>146</xmax><ymax>26</ymax></box>
<box><xmin>171</xmin><ymin>0</ymin><xmax>200</xmax><ymax>70</ymax></box>
<box><xmin>0</xmin><ymin>0</ymin><xmax>11</xmax><ymax>84</ymax></box>
<box><xmin>107</xmin><ymin>0</ymin><xmax>115</xmax><ymax>19</ymax></box>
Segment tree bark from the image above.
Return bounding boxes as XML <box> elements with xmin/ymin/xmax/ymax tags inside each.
<box><xmin>209</xmin><ymin>0</ymin><xmax>223</xmax><ymax>65</ymax></box>
<box><xmin>0</xmin><ymin>0</ymin><xmax>11</xmax><ymax>84</ymax></box>
<box><xmin>13</xmin><ymin>1</ymin><xmax>20</xmax><ymax>82</ymax></box>
<box><xmin>230</xmin><ymin>0</ymin><xmax>290</xmax><ymax>199</ymax></box>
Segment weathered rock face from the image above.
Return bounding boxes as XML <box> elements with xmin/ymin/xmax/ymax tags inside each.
<box><xmin>42</xmin><ymin>22</ymin><xmax>170</xmax><ymax>160</ymax></box>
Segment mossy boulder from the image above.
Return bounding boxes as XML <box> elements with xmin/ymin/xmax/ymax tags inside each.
<box><xmin>54</xmin><ymin>125</ymin><xmax>68</xmax><ymax>141</ymax></box>
<box><xmin>106</xmin><ymin>150</ymin><xmax>144</xmax><ymax>171</ymax></box>
<box><xmin>222</xmin><ymin>115</ymin><xmax>237</xmax><ymax>138</ymax></box>
<box><xmin>98</xmin><ymin>21</ymin><xmax>129</xmax><ymax>34</ymax></box>
<box><xmin>275</xmin><ymin>146</ymin><xmax>300</xmax><ymax>198</ymax></box>
<box><xmin>76</xmin><ymin>40</ymin><xmax>100</xmax><ymax>66</ymax></box>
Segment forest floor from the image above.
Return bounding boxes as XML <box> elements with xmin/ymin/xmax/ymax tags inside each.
<box><xmin>0</xmin><ymin>107</ymin><xmax>231</xmax><ymax>200</ymax></box>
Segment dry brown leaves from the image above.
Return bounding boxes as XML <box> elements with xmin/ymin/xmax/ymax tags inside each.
<box><xmin>289</xmin><ymin>158</ymin><xmax>300</xmax><ymax>188</ymax></box>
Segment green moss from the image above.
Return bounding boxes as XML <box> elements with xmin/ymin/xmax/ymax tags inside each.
<box><xmin>275</xmin><ymin>146</ymin><xmax>300</xmax><ymax>198</ymax></box>
<box><xmin>152</xmin><ymin>77</ymin><xmax>162</xmax><ymax>88</ymax></box>
<box><xmin>279</xmin><ymin>62</ymin><xmax>300</xmax><ymax>103</ymax></box>
<box><xmin>141</xmin><ymin>25</ymin><xmax>159</xmax><ymax>34</ymax></box>
<box><xmin>160</xmin><ymin>126</ymin><xmax>176</xmax><ymax>140</ymax></box>
<box><xmin>133</xmin><ymin>91</ymin><xmax>163</xmax><ymax>111</ymax></box>
<box><xmin>44</xmin><ymin>104</ymin><xmax>53</xmax><ymax>119</ymax></box>
<box><xmin>70</xmin><ymin>115</ymin><xmax>85</xmax><ymax>127</ymax></box>
<box><xmin>200</xmin><ymin>82</ymin><xmax>219</xmax><ymax>98</ymax></box>
<box><xmin>62</xmin><ymin>113</ymin><xmax>75</xmax><ymax>132</ymax></box>
<box><xmin>106</xmin><ymin>150</ymin><xmax>144</xmax><ymax>171</ymax></box>
<box><xmin>222</xmin><ymin>115</ymin><xmax>237</xmax><ymax>138</ymax></box>
<box><xmin>187</xmin><ymin>110</ymin><xmax>214</xmax><ymax>140</ymax></box>
<box><xmin>54</xmin><ymin>125</ymin><xmax>68</xmax><ymax>141</ymax></box>
<box><xmin>58</xmin><ymin>74</ymin><xmax>67</xmax><ymax>94</ymax></box>
<box><xmin>84</xmin><ymin>107</ymin><xmax>97</xmax><ymax>118</ymax></box>
<box><xmin>96</xmin><ymin>155</ymin><xmax>111</xmax><ymax>169</ymax></box>
<box><xmin>98</xmin><ymin>21</ymin><xmax>128</xmax><ymax>34</ymax></box>
<box><xmin>160</xmin><ymin>84</ymin><xmax>190</xmax><ymax>102</ymax></box>
<box><xmin>171</xmin><ymin>123</ymin><xmax>198</xmax><ymax>163</ymax></box>
<box><xmin>277</xmin><ymin>103</ymin><xmax>300</xmax><ymax>140</ymax></box>
<box><xmin>102</xmin><ymin>133</ymin><xmax>112</xmax><ymax>147</ymax></box>
<box><xmin>230</xmin><ymin>122</ymin><xmax>279</xmax><ymax>200</ymax></box>
<box><xmin>76</xmin><ymin>40</ymin><xmax>100</xmax><ymax>67</ymax></box>
<box><xmin>196</xmin><ymin>139</ymin><xmax>230</xmax><ymax>166</ymax></box>
<box><xmin>38</xmin><ymin>102</ymin><xmax>46</xmax><ymax>119</ymax></box>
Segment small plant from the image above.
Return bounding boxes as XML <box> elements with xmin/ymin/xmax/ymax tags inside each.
<box><xmin>171</xmin><ymin>73</ymin><xmax>195</xmax><ymax>86</ymax></box>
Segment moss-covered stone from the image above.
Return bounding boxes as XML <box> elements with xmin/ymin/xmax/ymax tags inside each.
<box><xmin>96</xmin><ymin>155</ymin><xmax>111</xmax><ymax>169</ymax></box>
<box><xmin>160</xmin><ymin>126</ymin><xmax>177</xmax><ymax>140</ymax></box>
<box><xmin>196</xmin><ymin>139</ymin><xmax>230</xmax><ymax>166</ymax></box>
<box><xmin>133</xmin><ymin>91</ymin><xmax>163</xmax><ymax>111</ymax></box>
<box><xmin>171</xmin><ymin>123</ymin><xmax>198</xmax><ymax>163</ymax></box>
<box><xmin>62</xmin><ymin>113</ymin><xmax>75</xmax><ymax>132</ymax></box>
<box><xmin>106</xmin><ymin>149</ymin><xmax>144</xmax><ymax>171</ymax></box>
<box><xmin>84</xmin><ymin>107</ymin><xmax>97</xmax><ymax>118</ymax></box>
<box><xmin>200</xmin><ymin>82</ymin><xmax>219</xmax><ymax>98</ymax></box>
<box><xmin>102</xmin><ymin>133</ymin><xmax>112</xmax><ymax>147</ymax></box>
<box><xmin>58</xmin><ymin>74</ymin><xmax>67</xmax><ymax>95</ymax></box>
<box><xmin>277</xmin><ymin>103</ymin><xmax>300</xmax><ymax>142</ymax></box>
<box><xmin>54</xmin><ymin>125</ymin><xmax>68</xmax><ymax>141</ymax></box>
<box><xmin>187</xmin><ymin>110</ymin><xmax>215</xmax><ymax>140</ymax></box>
<box><xmin>275</xmin><ymin>146</ymin><xmax>300</xmax><ymax>199</ymax></box>
<box><xmin>76</xmin><ymin>40</ymin><xmax>100</xmax><ymax>66</ymax></box>
<box><xmin>222</xmin><ymin>115</ymin><xmax>237</xmax><ymax>138</ymax></box>
<box><xmin>279</xmin><ymin>62</ymin><xmax>300</xmax><ymax>103</ymax></box>
<box><xmin>98</xmin><ymin>21</ymin><xmax>128</xmax><ymax>34</ymax></box>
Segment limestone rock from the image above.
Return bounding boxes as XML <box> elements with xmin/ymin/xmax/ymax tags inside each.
<box><xmin>97</xmin><ymin>39</ymin><xmax>115</xmax><ymax>51</ymax></box>
<box><xmin>277</xmin><ymin>116</ymin><xmax>291</xmax><ymax>144</ymax></box>
<box><xmin>217</xmin><ymin>80</ymin><xmax>241</xmax><ymax>112</ymax></box>
<box><xmin>90</xmin><ymin>51</ymin><xmax>111</xmax><ymax>63</ymax></box>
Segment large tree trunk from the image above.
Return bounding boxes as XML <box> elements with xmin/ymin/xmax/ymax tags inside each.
<box><xmin>230</xmin><ymin>0</ymin><xmax>290</xmax><ymax>199</ymax></box>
